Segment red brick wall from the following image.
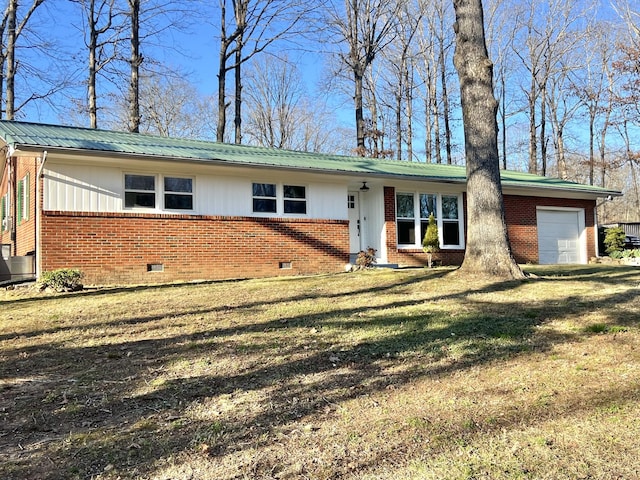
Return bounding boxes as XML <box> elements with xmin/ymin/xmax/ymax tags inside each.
<box><xmin>505</xmin><ymin>194</ymin><xmax>596</xmax><ymax>263</ymax></box>
<box><xmin>0</xmin><ymin>156</ymin><xmax>38</xmax><ymax>256</ymax></box>
<box><xmin>40</xmin><ymin>211</ymin><xmax>349</xmax><ymax>285</ymax></box>
<box><xmin>382</xmin><ymin>187</ymin><xmax>596</xmax><ymax>267</ymax></box>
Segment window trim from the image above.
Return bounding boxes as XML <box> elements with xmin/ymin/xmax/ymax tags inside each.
<box><xmin>283</xmin><ymin>184</ymin><xmax>307</xmax><ymax>215</ymax></box>
<box><xmin>124</xmin><ymin>173</ymin><xmax>195</xmax><ymax>212</ymax></box>
<box><xmin>252</xmin><ymin>182</ymin><xmax>308</xmax><ymax>216</ymax></box>
<box><xmin>163</xmin><ymin>176</ymin><xmax>194</xmax><ymax>211</ymax></box>
<box><xmin>252</xmin><ymin>182</ymin><xmax>278</xmax><ymax>214</ymax></box>
<box><xmin>396</xmin><ymin>191</ymin><xmax>464</xmax><ymax>250</ymax></box>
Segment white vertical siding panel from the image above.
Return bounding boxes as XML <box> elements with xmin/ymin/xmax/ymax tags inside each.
<box><xmin>308</xmin><ymin>183</ymin><xmax>347</xmax><ymax>219</ymax></box>
<box><xmin>44</xmin><ymin>164</ymin><xmax>121</xmax><ymax>212</ymax></box>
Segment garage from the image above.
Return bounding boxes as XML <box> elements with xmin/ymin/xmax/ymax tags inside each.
<box><xmin>537</xmin><ymin>208</ymin><xmax>586</xmax><ymax>264</ymax></box>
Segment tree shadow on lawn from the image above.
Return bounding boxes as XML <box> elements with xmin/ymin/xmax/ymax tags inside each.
<box><xmin>1</xmin><ymin>267</ymin><xmax>639</xmax><ymax>479</ymax></box>
<box><xmin>0</xmin><ymin>270</ymin><xmax>440</xmax><ymax>344</ymax></box>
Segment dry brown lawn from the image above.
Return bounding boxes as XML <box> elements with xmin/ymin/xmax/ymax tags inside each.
<box><xmin>1</xmin><ymin>265</ymin><xmax>639</xmax><ymax>479</ymax></box>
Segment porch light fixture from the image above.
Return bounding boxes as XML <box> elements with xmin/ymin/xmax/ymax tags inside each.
<box><xmin>360</xmin><ymin>181</ymin><xmax>370</xmax><ymax>191</ymax></box>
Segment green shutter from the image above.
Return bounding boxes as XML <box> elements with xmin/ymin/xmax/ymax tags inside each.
<box><xmin>24</xmin><ymin>173</ymin><xmax>30</xmax><ymax>220</ymax></box>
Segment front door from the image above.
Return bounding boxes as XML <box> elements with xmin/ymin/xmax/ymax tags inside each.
<box><xmin>348</xmin><ymin>192</ymin><xmax>361</xmax><ymax>253</ymax></box>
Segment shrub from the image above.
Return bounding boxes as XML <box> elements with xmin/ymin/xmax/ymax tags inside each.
<box><xmin>422</xmin><ymin>213</ymin><xmax>440</xmax><ymax>268</ymax></box>
<box><xmin>355</xmin><ymin>247</ymin><xmax>377</xmax><ymax>270</ymax></box>
<box><xmin>604</xmin><ymin>227</ymin><xmax>625</xmax><ymax>254</ymax></box>
<box><xmin>39</xmin><ymin>269</ymin><xmax>84</xmax><ymax>292</ymax></box>
<box><xmin>609</xmin><ymin>250</ymin><xmax>623</xmax><ymax>259</ymax></box>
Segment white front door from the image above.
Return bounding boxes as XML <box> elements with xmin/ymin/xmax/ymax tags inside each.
<box><xmin>348</xmin><ymin>192</ymin><xmax>361</xmax><ymax>253</ymax></box>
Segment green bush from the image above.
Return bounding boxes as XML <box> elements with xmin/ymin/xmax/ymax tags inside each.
<box><xmin>422</xmin><ymin>213</ymin><xmax>440</xmax><ymax>268</ymax></box>
<box><xmin>609</xmin><ymin>250</ymin><xmax>623</xmax><ymax>259</ymax></box>
<box><xmin>604</xmin><ymin>227</ymin><xmax>625</xmax><ymax>254</ymax></box>
<box><xmin>39</xmin><ymin>269</ymin><xmax>84</xmax><ymax>292</ymax></box>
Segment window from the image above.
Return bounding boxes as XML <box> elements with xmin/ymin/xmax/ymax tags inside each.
<box><xmin>396</xmin><ymin>193</ymin><xmax>415</xmax><ymax>244</ymax></box>
<box><xmin>164</xmin><ymin>177</ymin><xmax>193</xmax><ymax>210</ymax></box>
<box><xmin>284</xmin><ymin>185</ymin><xmax>306</xmax><ymax>214</ymax></box>
<box><xmin>419</xmin><ymin>193</ymin><xmax>437</xmax><ymax>242</ymax></box>
<box><xmin>347</xmin><ymin>194</ymin><xmax>355</xmax><ymax>209</ymax></box>
<box><xmin>441</xmin><ymin>195</ymin><xmax>460</xmax><ymax>246</ymax></box>
<box><xmin>125</xmin><ymin>174</ymin><xmax>155</xmax><ymax>208</ymax></box>
<box><xmin>1</xmin><ymin>193</ymin><xmax>9</xmax><ymax>231</ymax></box>
<box><xmin>396</xmin><ymin>192</ymin><xmax>463</xmax><ymax>248</ymax></box>
<box><xmin>252</xmin><ymin>183</ymin><xmax>277</xmax><ymax>213</ymax></box>
<box><xmin>17</xmin><ymin>174</ymin><xmax>29</xmax><ymax>223</ymax></box>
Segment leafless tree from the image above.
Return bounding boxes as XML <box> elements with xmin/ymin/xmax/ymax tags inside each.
<box><xmin>72</xmin><ymin>0</ymin><xmax>121</xmax><ymax>129</ymax></box>
<box><xmin>215</xmin><ymin>0</ymin><xmax>312</xmax><ymax>144</ymax></box>
<box><xmin>509</xmin><ymin>0</ymin><xmax>586</xmax><ymax>176</ymax></box>
<box><xmin>452</xmin><ymin>0</ymin><xmax>524</xmax><ymax>279</ymax></box>
<box><xmin>379</xmin><ymin>0</ymin><xmax>422</xmax><ymax>161</ymax></box>
<box><xmin>139</xmin><ymin>73</ymin><xmax>215</xmax><ymax>139</ymax></box>
<box><xmin>326</xmin><ymin>0</ymin><xmax>402</xmax><ymax>155</ymax></box>
<box><xmin>1</xmin><ymin>0</ymin><xmax>46</xmax><ymax>120</ymax></box>
<box><xmin>243</xmin><ymin>55</ymin><xmax>351</xmax><ymax>153</ymax></box>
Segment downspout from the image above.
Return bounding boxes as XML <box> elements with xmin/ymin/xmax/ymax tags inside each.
<box><xmin>35</xmin><ymin>151</ymin><xmax>48</xmax><ymax>278</ymax></box>
<box><xmin>7</xmin><ymin>147</ymin><xmax>16</xmax><ymax>252</ymax></box>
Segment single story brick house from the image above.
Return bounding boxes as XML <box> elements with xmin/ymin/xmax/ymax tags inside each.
<box><xmin>0</xmin><ymin>121</ymin><xmax>620</xmax><ymax>285</ymax></box>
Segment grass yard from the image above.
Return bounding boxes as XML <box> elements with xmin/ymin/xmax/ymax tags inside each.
<box><xmin>1</xmin><ymin>265</ymin><xmax>639</xmax><ymax>480</ymax></box>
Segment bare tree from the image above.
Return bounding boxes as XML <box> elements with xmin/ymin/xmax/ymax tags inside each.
<box><xmin>72</xmin><ymin>0</ymin><xmax>121</xmax><ymax>129</ymax></box>
<box><xmin>379</xmin><ymin>0</ymin><xmax>422</xmax><ymax>160</ymax></box>
<box><xmin>216</xmin><ymin>0</ymin><xmax>311</xmax><ymax>144</ymax></box>
<box><xmin>327</xmin><ymin>0</ymin><xmax>402</xmax><ymax>154</ymax></box>
<box><xmin>139</xmin><ymin>73</ymin><xmax>215</xmax><ymax>139</ymax></box>
<box><xmin>243</xmin><ymin>55</ymin><xmax>351</xmax><ymax>153</ymax></box>
<box><xmin>125</xmin><ymin>0</ymin><xmax>141</xmax><ymax>132</ymax></box>
<box><xmin>2</xmin><ymin>0</ymin><xmax>45</xmax><ymax>120</ymax></box>
<box><xmin>452</xmin><ymin>0</ymin><xmax>524</xmax><ymax>279</ymax></box>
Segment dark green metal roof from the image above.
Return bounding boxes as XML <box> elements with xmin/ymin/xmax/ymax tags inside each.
<box><xmin>0</xmin><ymin>120</ymin><xmax>619</xmax><ymax>196</ymax></box>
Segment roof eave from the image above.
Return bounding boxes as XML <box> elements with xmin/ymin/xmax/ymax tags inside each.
<box><xmin>8</xmin><ymin>143</ymin><xmax>621</xmax><ymax>199</ymax></box>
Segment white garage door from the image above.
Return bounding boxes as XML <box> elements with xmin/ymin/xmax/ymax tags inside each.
<box><xmin>537</xmin><ymin>209</ymin><xmax>584</xmax><ymax>264</ymax></box>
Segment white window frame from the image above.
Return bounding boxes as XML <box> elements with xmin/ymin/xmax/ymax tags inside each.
<box><xmin>252</xmin><ymin>182</ymin><xmax>308</xmax><ymax>216</ymax></box>
<box><xmin>252</xmin><ymin>182</ymin><xmax>277</xmax><ymax>213</ymax></box>
<box><xmin>163</xmin><ymin>176</ymin><xmax>194</xmax><ymax>211</ymax></box>
<box><xmin>396</xmin><ymin>191</ymin><xmax>465</xmax><ymax>250</ymax></box>
<box><xmin>124</xmin><ymin>173</ymin><xmax>195</xmax><ymax>212</ymax></box>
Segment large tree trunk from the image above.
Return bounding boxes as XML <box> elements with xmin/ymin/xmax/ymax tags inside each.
<box><xmin>452</xmin><ymin>0</ymin><xmax>524</xmax><ymax>279</ymax></box>
<box><xmin>528</xmin><ymin>78</ymin><xmax>537</xmax><ymax>174</ymax></box>
<box><xmin>234</xmin><ymin>37</ymin><xmax>242</xmax><ymax>144</ymax></box>
<box><xmin>128</xmin><ymin>0</ymin><xmax>141</xmax><ymax>133</ymax></box>
<box><xmin>5</xmin><ymin>0</ymin><xmax>17</xmax><ymax>120</ymax></box>
<box><xmin>439</xmin><ymin>41</ymin><xmax>453</xmax><ymax>165</ymax></box>
<box><xmin>354</xmin><ymin>68</ymin><xmax>365</xmax><ymax>153</ymax></box>
<box><xmin>88</xmin><ymin>0</ymin><xmax>99</xmax><ymax>129</ymax></box>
